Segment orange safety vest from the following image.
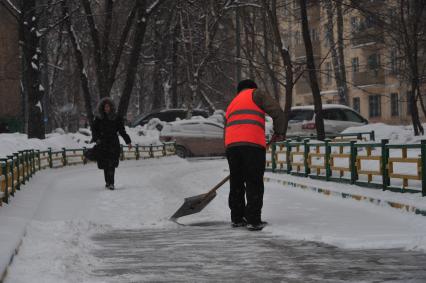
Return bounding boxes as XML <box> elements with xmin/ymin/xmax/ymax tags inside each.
<box><xmin>225</xmin><ymin>88</ymin><xmax>266</xmax><ymax>148</ymax></box>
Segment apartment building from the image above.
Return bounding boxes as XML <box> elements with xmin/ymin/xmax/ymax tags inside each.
<box><xmin>0</xmin><ymin>1</ymin><xmax>21</xmax><ymax>131</ymax></box>
<box><xmin>281</xmin><ymin>0</ymin><xmax>424</xmax><ymax>124</ymax></box>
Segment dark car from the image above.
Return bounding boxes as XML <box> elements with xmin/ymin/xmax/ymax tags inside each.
<box><xmin>131</xmin><ymin>109</ymin><xmax>209</xmax><ymax>127</ymax></box>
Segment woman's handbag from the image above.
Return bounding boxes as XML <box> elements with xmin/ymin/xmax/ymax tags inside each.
<box><xmin>84</xmin><ymin>144</ymin><xmax>99</xmax><ymax>161</ymax></box>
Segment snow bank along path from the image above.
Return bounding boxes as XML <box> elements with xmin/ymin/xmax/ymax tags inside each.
<box><xmin>2</xmin><ymin>157</ymin><xmax>426</xmax><ymax>282</ymax></box>
<box><xmin>0</xmin><ymin>142</ymin><xmax>174</xmax><ymax>282</ymax></box>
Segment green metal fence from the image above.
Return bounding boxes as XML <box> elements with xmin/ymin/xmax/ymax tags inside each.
<box><xmin>0</xmin><ymin>142</ymin><xmax>176</xmax><ymax>205</ymax></box>
<box><xmin>266</xmin><ymin>137</ymin><xmax>426</xmax><ymax>196</ymax></box>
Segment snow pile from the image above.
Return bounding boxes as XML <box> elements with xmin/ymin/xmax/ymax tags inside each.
<box><xmin>0</xmin><ymin>127</ymin><xmax>163</xmax><ymax>158</ymax></box>
<box><xmin>343</xmin><ymin>123</ymin><xmax>426</xmax><ymax>144</ymax></box>
<box><xmin>208</xmin><ymin>110</ymin><xmax>225</xmax><ymax>124</ymax></box>
<box><xmin>0</xmin><ymin>112</ymin><xmax>228</xmax><ymax>158</ymax></box>
<box><xmin>0</xmin><ymin>132</ymin><xmax>85</xmax><ymax>158</ymax></box>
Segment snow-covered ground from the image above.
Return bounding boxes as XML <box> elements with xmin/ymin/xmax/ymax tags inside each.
<box><xmin>1</xmin><ymin>157</ymin><xmax>426</xmax><ymax>282</ymax></box>
<box><xmin>1</xmin><ymin>122</ymin><xmax>426</xmax><ymax>281</ymax></box>
<box><xmin>343</xmin><ymin>122</ymin><xmax>426</xmax><ymax>144</ymax></box>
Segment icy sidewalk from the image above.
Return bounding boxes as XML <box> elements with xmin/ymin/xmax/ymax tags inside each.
<box><xmin>2</xmin><ymin>156</ymin><xmax>426</xmax><ymax>282</ymax></box>
<box><xmin>90</xmin><ymin>225</ymin><xmax>426</xmax><ymax>282</ymax></box>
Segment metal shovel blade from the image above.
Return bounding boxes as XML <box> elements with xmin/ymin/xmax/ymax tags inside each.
<box><xmin>170</xmin><ymin>192</ymin><xmax>217</xmax><ymax>220</ymax></box>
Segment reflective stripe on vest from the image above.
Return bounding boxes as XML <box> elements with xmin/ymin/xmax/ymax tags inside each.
<box><xmin>225</xmin><ymin>89</ymin><xmax>266</xmax><ymax>147</ymax></box>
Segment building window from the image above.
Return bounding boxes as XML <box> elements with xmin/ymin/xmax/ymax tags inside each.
<box><xmin>325</xmin><ymin>62</ymin><xmax>332</xmax><ymax>84</ymax></box>
<box><xmin>353</xmin><ymin>97</ymin><xmax>360</xmax><ymax>113</ymax></box>
<box><xmin>390</xmin><ymin>50</ymin><xmax>397</xmax><ymax>74</ymax></box>
<box><xmin>407</xmin><ymin>91</ymin><xmax>414</xmax><ymax>114</ymax></box>
<box><xmin>351</xmin><ymin>17</ymin><xmax>359</xmax><ymax>32</ymax></box>
<box><xmin>295</xmin><ymin>31</ymin><xmax>301</xmax><ymax>45</ymax></box>
<box><xmin>369</xmin><ymin>95</ymin><xmax>381</xmax><ymax>118</ymax></box>
<box><xmin>367</xmin><ymin>54</ymin><xmax>380</xmax><ymax>70</ymax></box>
<box><xmin>324</xmin><ymin>24</ymin><xmax>331</xmax><ymax>47</ymax></box>
<box><xmin>311</xmin><ymin>28</ymin><xmax>319</xmax><ymax>42</ymax></box>
<box><xmin>391</xmin><ymin>93</ymin><xmax>399</xmax><ymax>116</ymax></box>
<box><xmin>365</xmin><ymin>15</ymin><xmax>376</xmax><ymax>29</ymax></box>
<box><xmin>352</xmin><ymin>57</ymin><xmax>359</xmax><ymax>73</ymax></box>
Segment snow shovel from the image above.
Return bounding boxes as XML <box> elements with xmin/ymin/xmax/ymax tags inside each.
<box><xmin>170</xmin><ymin>175</ymin><xmax>230</xmax><ymax>220</ymax></box>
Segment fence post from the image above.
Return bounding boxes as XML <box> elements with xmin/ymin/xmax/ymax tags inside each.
<box><xmin>25</xmin><ymin>150</ymin><xmax>31</xmax><ymax>179</ymax></box>
<box><xmin>136</xmin><ymin>144</ymin><xmax>140</xmax><ymax>160</ymax></box>
<box><xmin>350</xmin><ymin>140</ymin><xmax>357</xmax><ymax>184</ymax></box>
<box><xmin>120</xmin><ymin>145</ymin><xmax>124</xmax><ymax>161</ymax></box>
<box><xmin>36</xmin><ymin>150</ymin><xmax>41</xmax><ymax>171</ymax></box>
<box><xmin>1</xmin><ymin>159</ymin><xmax>9</xmax><ymax>204</ymax></box>
<box><xmin>304</xmin><ymin>139</ymin><xmax>310</xmax><ymax>177</ymax></box>
<box><xmin>286</xmin><ymin>140</ymin><xmax>292</xmax><ymax>174</ymax></box>
<box><xmin>271</xmin><ymin>142</ymin><xmax>277</xmax><ymax>172</ymax></box>
<box><xmin>324</xmin><ymin>139</ymin><xmax>331</xmax><ymax>181</ymax></box>
<box><xmin>62</xmin><ymin>148</ymin><xmax>67</xmax><ymax>166</ymax></box>
<box><xmin>421</xmin><ymin>140</ymin><xmax>426</xmax><ymax>197</ymax></box>
<box><xmin>48</xmin><ymin>147</ymin><xmax>53</xmax><ymax>168</ymax></box>
<box><xmin>18</xmin><ymin>151</ymin><xmax>25</xmax><ymax>184</ymax></box>
<box><xmin>162</xmin><ymin>144</ymin><xmax>167</xmax><ymax>157</ymax></box>
<box><xmin>7</xmin><ymin>156</ymin><xmax>14</xmax><ymax>196</ymax></box>
<box><xmin>83</xmin><ymin>147</ymin><xmax>87</xmax><ymax>165</ymax></box>
<box><xmin>14</xmin><ymin>153</ymin><xmax>20</xmax><ymax>190</ymax></box>
<box><xmin>381</xmin><ymin>139</ymin><xmax>390</xmax><ymax>191</ymax></box>
<box><xmin>149</xmin><ymin>144</ymin><xmax>154</xmax><ymax>158</ymax></box>
<box><xmin>31</xmin><ymin>149</ymin><xmax>36</xmax><ymax>175</ymax></box>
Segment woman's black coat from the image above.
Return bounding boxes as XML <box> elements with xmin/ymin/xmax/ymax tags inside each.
<box><xmin>91</xmin><ymin>99</ymin><xmax>131</xmax><ymax>169</ymax></box>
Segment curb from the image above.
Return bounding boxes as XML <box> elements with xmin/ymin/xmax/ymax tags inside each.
<box><xmin>264</xmin><ymin>176</ymin><xmax>426</xmax><ymax>217</ymax></box>
<box><xmin>0</xmin><ymin>233</ymin><xmax>25</xmax><ymax>283</ymax></box>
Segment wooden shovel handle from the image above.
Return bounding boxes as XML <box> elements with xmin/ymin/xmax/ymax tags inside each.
<box><xmin>205</xmin><ymin>175</ymin><xmax>230</xmax><ymax>196</ymax></box>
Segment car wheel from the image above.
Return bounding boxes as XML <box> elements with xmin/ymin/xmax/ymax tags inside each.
<box><xmin>175</xmin><ymin>146</ymin><xmax>188</xmax><ymax>158</ymax></box>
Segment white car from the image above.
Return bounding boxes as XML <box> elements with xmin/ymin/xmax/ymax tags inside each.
<box><xmin>287</xmin><ymin>104</ymin><xmax>368</xmax><ymax>137</ymax></box>
<box><xmin>159</xmin><ymin>119</ymin><xmax>225</xmax><ymax>158</ymax></box>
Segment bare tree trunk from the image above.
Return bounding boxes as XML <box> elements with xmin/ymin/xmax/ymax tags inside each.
<box><xmin>152</xmin><ymin>9</ymin><xmax>174</xmax><ymax>110</ymax></box>
<box><xmin>409</xmin><ymin>89</ymin><xmax>422</xmax><ymax>135</ymax></box>
<box><xmin>63</xmin><ymin>2</ymin><xmax>94</xmax><ymax>128</ymax></box>
<box><xmin>262</xmin><ymin>0</ymin><xmax>294</xmax><ymax>138</ymax></box>
<box><xmin>235</xmin><ymin>7</ymin><xmax>241</xmax><ymax>83</ymax></box>
<box><xmin>299</xmin><ymin>0</ymin><xmax>325</xmax><ymax>140</ymax></box>
<box><xmin>117</xmin><ymin>0</ymin><xmax>149</xmax><ymax>118</ymax></box>
<box><xmin>105</xmin><ymin>5</ymin><xmax>137</xmax><ymax>95</ymax></box>
<box><xmin>170</xmin><ymin>22</ymin><xmax>180</xmax><ymax>108</ymax></box>
<box><xmin>324</xmin><ymin>0</ymin><xmax>347</xmax><ymax>105</ymax></box>
<box><xmin>335</xmin><ymin>0</ymin><xmax>348</xmax><ymax>105</ymax></box>
<box><xmin>81</xmin><ymin>0</ymin><xmax>106</xmax><ymax>97</ymax></box>
<box><xmin>22</xmin><ymin>0</ymin><xmax>45</xmax><ymax>139</ymax></box>
<box><xmin>399</xmin><ymin>1</ymin><xmax>424</xmax><ymax>135</ymax></box>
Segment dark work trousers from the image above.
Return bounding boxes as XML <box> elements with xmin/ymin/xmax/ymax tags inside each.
<box><xmin>226</xmin><ymin>145</ymin><xmax>266</xmax><ymax>225</ymax></box>
<box><xmin>103</xmin><ymin>167</ymin><xmax>115</xmax><ymax>185</ymax></box>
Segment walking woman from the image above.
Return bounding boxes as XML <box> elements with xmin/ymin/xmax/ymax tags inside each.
<box><xmin>92</xmin><ymin>98</ymin><xmax>132</xmax><ymax>190</ymax></box>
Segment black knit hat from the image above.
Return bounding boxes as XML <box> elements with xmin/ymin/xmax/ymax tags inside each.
<box><xmin>237</xmin><ymin>79</ymin><xmax>257</xmax><ymax>93</ymax></box>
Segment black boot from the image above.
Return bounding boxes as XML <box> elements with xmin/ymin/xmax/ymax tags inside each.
<box><xmin>104</xmin><ymin>168</ymin><xmax>115</xmax><ymax>190</ymax></box>
<box><xmin>107</xmin><ymin>168</ymin><xmax>115</xmax><ymax>190</ymax></box>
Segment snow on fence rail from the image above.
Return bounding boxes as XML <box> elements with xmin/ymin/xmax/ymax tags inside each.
<box><xmin>267</xmin><ymin>138</ymin><xmax>426</xmax><ymax>196</ymax></box>
<box><xmin>286</xmin><ymin>131</ymin><xmax>375</xmax><ymax>142</ymax></box>
<box><xmin>0</xmin><ymin>142</ymin><xmax>176</xmax><ymax>205</ymax></box>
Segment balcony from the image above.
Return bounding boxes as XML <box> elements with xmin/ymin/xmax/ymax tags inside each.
<box><xmin>352</xmin><ymin>68</ymin><xmax>385</xmax><ymax>86</ymax></box>
<box><xmin>350</xmin><ymin>0</ymin><xmax>385</xmax><ymax>9</ymax></box>
<box><xmin>351</xmin><ymin>27</ymin><xmax>384</xmax><ymax>47</ymax></box>
<box><xmin>294</xmin><ymin>41</ymin><xmax>321</xmax><ymax>58</ymax></box>
<box><xmin>295</xmin><ymin>75</ymin><xmax>315</xmax><ymax>94</ymax></box>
